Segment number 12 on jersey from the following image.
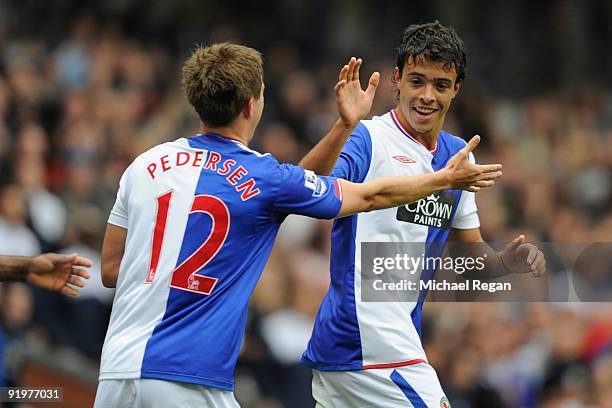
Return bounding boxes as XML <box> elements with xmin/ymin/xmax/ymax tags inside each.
<box><xmin>145</xmin><ymin>191</ymin><xmax>230</xmax><ymax>295</ymax></box>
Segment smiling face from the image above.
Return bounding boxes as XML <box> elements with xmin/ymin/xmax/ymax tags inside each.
<box><xmin>393</xmin><ymin>56</ymin><xmax>461</xmax><ymax>140</ymax></box>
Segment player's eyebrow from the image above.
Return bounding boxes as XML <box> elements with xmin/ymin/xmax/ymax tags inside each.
<box><xmin>435</xmin><ymin>78</ymin><xmax>453</xmax><ymax>85</ymax></box>
<box><xmin>406</xmin><ymin>72</ymin><xmax>426</xmax><ymax>79</ymax></box>
<box><xmin>407</xmin><ymin>72</ymin><xmax>453</xmax><ymax>84</ymax></box>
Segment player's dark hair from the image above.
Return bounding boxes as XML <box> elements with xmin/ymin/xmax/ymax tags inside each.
<box><xmin>396</xmin><ymin>21</ymin><xmax>467</xmax><ymax>84</ymax></box>
<box><xmin>182</xmin><ymin>43</ymin><xmax>263</xmax><ymax>127</ymax></box>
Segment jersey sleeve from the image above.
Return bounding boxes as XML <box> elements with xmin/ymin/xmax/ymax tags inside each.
<box><xmin>331</xmin><ymin>122</ymin><xmax>372</xmax><ymax>182</ymax></box>
<box><xmin>108</xmin><ymin>163</ymin><xmax>134</xmax><ymax>228</ymax></box>
<box><xmin>452</xmin><ymin>152</ymin><xmax>480</xmax><ymax>229</ymax></box>
<box><xmin>272</xmin><ymin>164</ymin><xmax>342</xmax><ymax>220</ymax></box>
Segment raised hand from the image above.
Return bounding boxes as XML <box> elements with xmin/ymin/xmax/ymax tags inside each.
<box><xmin>335</xmin><ymin>57</ymin><xmax>380</xmax><ymax>128</ymax></box>
<box><xmin>500</xmin><ymin>235</ymin><xmax>546</xmax><ymax>277</ymax></box>
<box><xmin>443</xmin><ymin>135</ymin><xmax>503</xmax><ymax>192</ymax></box>
<box><xmin>27</xmin><ymin>253</ymin><xmax>92</xmax><ymax>297</ymax></box>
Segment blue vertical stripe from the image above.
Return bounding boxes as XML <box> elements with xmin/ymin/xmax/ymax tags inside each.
<box><xmin>301</xmin><ymin>212</ymin><xmax>364</xmax><ymax>370</ymax></box>
<box><xmin>301</xmin><ymin>124</ymin><xmax>373</xmax><ymax>370</ymax></box>
<box><xmin>390</xmin><ymin>369</ymin><xmax>427</xmax><ymax>408</ymax></box>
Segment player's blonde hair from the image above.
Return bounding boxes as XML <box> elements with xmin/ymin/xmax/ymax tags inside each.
<box><xmin>182</xmin><ymin>42</ymin><xmax>263</xmax><ymax>127</ymax></box>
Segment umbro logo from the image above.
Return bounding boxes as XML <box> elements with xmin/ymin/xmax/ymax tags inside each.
<box><xmin>392</xmin><ymin>155</ymin><xmax>416</xmax><ymax>165</ymax></box>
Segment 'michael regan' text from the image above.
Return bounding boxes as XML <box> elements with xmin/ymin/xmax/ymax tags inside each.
<box><xmin>373</xmin><ymin>279</ymin><xmax>512</xmax><ymax>293</ymax></box>
<box><xmin>145</xmin><ymin>150</ymin><xmax>261</xmax><ymax>201</ymax></box>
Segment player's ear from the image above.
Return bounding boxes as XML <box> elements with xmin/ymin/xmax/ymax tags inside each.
<box><xmin>452</xmin><ymin>81</ymin><xmax>462</xmax><ymax>98</ymax></box>
<box><xmin>392</xmin><ymin>67</ymin><xmax>401</xmax><ymax>85</ymax></box>
<box><xmin>243</xmin><ymin>97</ymin><xmax>254</xmax><ymax>119</ymax></box>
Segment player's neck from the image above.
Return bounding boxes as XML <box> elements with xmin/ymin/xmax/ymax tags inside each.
<box><xmin>199</xmin><ymin>124</ymin><xmax>249</xmax><ymax>146</ymax></box>
<box><xmin>393</xmin><ymin>107</ymin><xmax>439</xmax><ymax>151</ymax></box>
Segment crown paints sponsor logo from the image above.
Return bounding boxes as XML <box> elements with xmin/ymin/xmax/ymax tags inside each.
<box><xmin>396</xmin><ymin>191</ymin><xmax>457</xmax><ymax>229</ymax></box>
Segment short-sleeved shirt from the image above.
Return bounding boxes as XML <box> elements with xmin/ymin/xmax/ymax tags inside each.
<box><xmin>100</xmin><ymin>133</ymin><xmax>342</xmax><ymax>391</ymax></box>
<box><xmin>302</xmin><ymin>110</ymin><xmax>479</xmax><ymax>371</ymax></box>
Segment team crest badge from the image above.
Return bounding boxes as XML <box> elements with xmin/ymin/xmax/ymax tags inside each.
<box><xmin>440</xmin><ymin>396</ymin><xmax>450</xmax><ymax>408</ymax></box>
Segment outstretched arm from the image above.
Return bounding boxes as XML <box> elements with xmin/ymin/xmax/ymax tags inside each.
<box><xmin>0</xmin><ymin>253</ymin><xmax>92</xmax><ymax>297</ymax></box>
<box><xmin>299</xmin><ymin>57</ymin><xmax>379</xmax><ymax>175</ymax></box>
<box><xmin>337</xmin><ymin>172</ymin><xmax>450</xmax><ymax>217</ymax></box>
<box><xmin>337</xmin><ymin>135</ymin><xmax>503</xmax><ymax>217</ymax></box>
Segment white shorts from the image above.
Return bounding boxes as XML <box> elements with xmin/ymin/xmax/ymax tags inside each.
<box><xmin>94</xmin><ymin>379</ymin><xmax>240</xmax><ymax>408</ymax></box>
<box><xmin>312</xmin><ymin>363</ymin><xmax>449</xmax><ymax>408</ymax></box>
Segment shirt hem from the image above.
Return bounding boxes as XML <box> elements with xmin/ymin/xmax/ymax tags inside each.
<box><xmin>450</xmin><ymin>220</ymin><xmax>480</xmax><ymax>230</ymax></box>
<box><xmin>99</xmin><ymin>370</ymin><xmax>234</xmax><ymax>392</ymax></box>
<box><xmin>301</xmin><ymin>357</ymin><xmax>364</xmax><ymax>371</ymax></box>
<box><xmin>107</xmin><ymin>217</ymin><xmax>128</xmax><ymax>229</ymax></box>
<box><xmin>301</xmin><ymin>356</ymin><xmax>429</xmax><ymax>371</ymax></box>
<box><xmin>99</xmin><ymin>370</ymin><xmax>141</xmax><ymax>380</ymax></box>
<box><xmin>141</xmin><ymin>370</ymin><xmax>234</xmax><ymax>391</ymax></box>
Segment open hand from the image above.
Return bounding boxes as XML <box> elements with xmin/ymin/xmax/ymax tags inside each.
<box><xmin>335</xmin><ymin>57</ymin><xmax>380</xmax><ymax>128</ymax></box>
<box><xmin>443</xmin><ymin>135</ymin><xmax>503</xmax><ymax>192</ymax></box>
<box><xmin>27</xmin><ymin>253</ymin><xmax>92</xmax><ymax>297</ymax></box>
<box><xmin>500</xmin><ymin>235</ymin><xmax>546</xmax><ymax>277</ymax></box>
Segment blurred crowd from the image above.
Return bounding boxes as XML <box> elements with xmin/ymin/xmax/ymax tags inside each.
<box><xmin>0</xmin><ymin>1</ymin><xmax>610</xmax><ymax>407</ymax></box>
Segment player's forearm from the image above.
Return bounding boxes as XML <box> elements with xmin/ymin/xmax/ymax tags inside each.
<box><xmin>101</xmin><ymin>224</ymin><xmax>127</xmax><ymax>288</ymax></box>
<box><xmin>0</xmin><ymin>256</ymin><xmax>32</xmax><ymax>281</ymax></box>
<box><xmin>480</xmin><ymin>251</ymin><xmax>512</xmax><ymax>278</ymax></box>
<box><xmin>338</xmin><ymin>170</ymin><xmax>452</xmax><ymax>217</ymax></box>
<box><xmin>450</xmin><ymin>242</ymin><xmax>510</xmax><ymax>280</ymax></box>
<box><xmin>299</xmin><ymin>119</ymin><xmax>355</xmax><ymax>176</ymax></box>
<box><xmin>369</xmin><ymin>172</ymin><xmax>452</xmax><ymax>210</ymax></box>
<box><xmin>101</xmin><ymin>255</ymin><xmax>121</xmax><ymax>288</ymax></box>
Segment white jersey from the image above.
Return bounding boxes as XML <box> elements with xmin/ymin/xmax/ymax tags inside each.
<box><xmin>302</xmin><ymin>110</ymin><xmax>479</xmax><ymax>370</ymax></box>
<box><xmin>99</xmin><ymin>134</ymin><xmax>342</xmax><ymax>391</ymax></box>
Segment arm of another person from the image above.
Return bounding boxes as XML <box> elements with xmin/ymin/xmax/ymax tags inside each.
<box><xmin>299</xmin><ymin>57</ymin><xmax>379</xmax><ymax>175</ymax></box>
<box><xmin>0</xmin><ymin>253</ymin><xmax>91</xmax><ymax>296</ymax></box>
<box><xmin>337</xmin><ymin>173</ymin><xmax>449</xmax><ymax>217</ymax></box>
<box><xmin>101</xmin><ymin>224</ymin><xmax>127</xmax><ymax>288</ymax></box>
<box><xmin>336</xmin><ymin>135</ymin><xmax>503</xmax><ymax>217</ymax></box>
